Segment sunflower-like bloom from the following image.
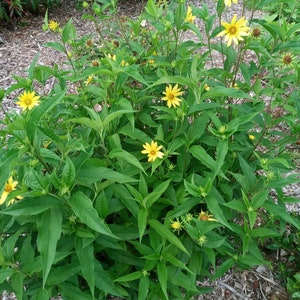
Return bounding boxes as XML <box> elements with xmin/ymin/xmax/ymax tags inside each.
<box><xmin>185</xmin><ymin>6</ymin><xmax>196</xmax><ymax>23</ymax></box>
<box><xmin>162</xmin><ymin>84</ymin><xmax>184</xmax><ymax>108</ymax></box>
<box><xmin>0</xmin><ymin>177</ymin><xmax>18</xmax><ymax>205</ymax></box>
<box><xmin>198</xmin><ymin>210</ymin><xmax>217</xmax><ymax>222</ymax></box>
<box><xmin>141</xmin><ymin>141</ymin><xmax>164</xmax><ymax>162</ymax></box>
<box><xmin>217</xmin><ymin>15</ymin><xmax>250</xmax><ymax>47</ymax></box>
<box><xmin>48</xmin><ymin>20</ymin><xmax>60</xmax><ymax>31</ymax></box>
<box><xmin>224</xmin><ymin>0</ymin><xmax>238</xmax><ymax>7</ymax></box>
<box><xmin>16</xmin><ymin>91</ymin><xmax>40</xmax><ymax>111</ymax></box>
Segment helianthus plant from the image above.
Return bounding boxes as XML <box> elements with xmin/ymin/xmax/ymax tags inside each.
<box><xmin>0</xmin><ymin>0</ymin><xmax>299</xmax><ymax>299</ymax></box>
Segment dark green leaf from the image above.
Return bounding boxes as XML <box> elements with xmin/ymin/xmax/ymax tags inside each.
<box><xmin>76</xmin><ymin>159</ymin><xmax>138</xmax><ymax>184</ymax></box>
<box><xmin>148</xmin><ymin>219</ymin><xmax>189</xmax><ymax>255</ymax></box>
<box><xmin>69</xmin><ymin>191</ymin><xmax>118</xmax><ymax>238</ymax></box>
<box><xmin>37</xmin><ymin>208</ymin><xmax>62</xmax><ymax>287</ymax></box>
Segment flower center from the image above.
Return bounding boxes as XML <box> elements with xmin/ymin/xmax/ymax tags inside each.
<box><xmin>168</xmin><ymin>93</ymin><xmax>175</xmax><ymax>100</ymax></box>
<box><xmin>229</xmin><ymin>26</ymin><xmax>237</xmax><ymax>34</ymax></box>
<box><xmin>4</xmin><ymin>184</ymin><xmax>12</xmax><ymax>193</ymax></box>
<box><xmin>25</xmin><ymin>98</ymin><xmax>32</xmax><ymax>105</ymax></box>
<box><xmin>150</xmin><ymin>150</ymin><xmax>156</xmax><ymax>156</ymax></box>
<box><xmin>283</xmin><ymin>55</ymin><xmax>292</xmax><ymax>65</ymax></box>
<box><xmin>172</xmin><ymin>222</ymin><xmax>181</xmax><ymax>229</ymax></box>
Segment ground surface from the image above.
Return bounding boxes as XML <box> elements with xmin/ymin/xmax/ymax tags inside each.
<box><xmin>0</xmin><ymin>0</ymin><xmax>299</xmax><ymax>299</ymax></box>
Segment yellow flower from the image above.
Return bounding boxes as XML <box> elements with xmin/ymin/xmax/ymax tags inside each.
<box><xmin>162</xmin><ymin>84</ymin><xmax>184</xmax><ymax>108</ymax></box>
<box><xmin>121</xmin><ymin>60</ymin><xmax>129</xmax><ymax>66</ymax></box>
<box><xmin>0</xmin><ymin>177</ymin><xmax>18</xmax><ymax>205</ymax></box>
<box><xmin>198</xmin><ymin>210</ymin><xmax>217</xmax><ymax>222</ymax></box>
<box><xmin>141</xmin><ymin>141</ymin><xmax>164</xmax><ymax>162</ymax></box>
<box><xmin>185</xmin><ymin>6</ymin><xmax>196</xmax><ymax>23</ymax></box>
<box><xmin>85</xmin><ymin>76</ymin><xmax>93</xmax><ymax>85</ymax></box>
<box><xmin>217</xmin><ymin>15</ymin><xmax>250</xmax><ymax>47</ymax></box>
<box><xmin>107</xmin><ymin>54</ymin><xmax>116</xmax><ymax>61</ymax></box>
<box><xmin>16</xmin><ymin>91</ymin><xmax>40</xmax><ymax>111</ymax></box>
<box><xmin>204</xmin><ymin>84</ymin><xmax>210</xmax><ymax>91</ymax></box>
<box><xmin>48</xmin><ymin>20</ymin><xmax>60</xmax><ymax>31</ymax></box>
<box><xmin>170</xmin><ymin>219</ymin><xmax>183</xmax><ymax>234</ymax></box>
<box><xmin>8</xmin><ymin>195</ymin><xmax>24</xmax><ymax>206</ymax></box>
<box><xmin>224</xmin><ymin>0</ymin><xmax>238</xmax><ymax>7</ymax></box>
<box><xmin>248</xmin><ymin>134</ymin><xmax>256</xmax><ymax>141</ymax></box>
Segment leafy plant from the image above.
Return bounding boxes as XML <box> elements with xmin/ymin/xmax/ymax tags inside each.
<box><xmin>0</xmin><ymin>0</ymin><xmax>61</xmax><ymax>23</ymax></box>
<box><xmin>0</xmin><ymin>0</ymin><xmax>299</xmax><ymax>298</ymax></box>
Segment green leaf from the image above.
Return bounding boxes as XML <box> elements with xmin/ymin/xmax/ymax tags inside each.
<box><xmin>10</xmin><ymin>272</ymin><xmax>25</xmax><ymax>300</ymax></box>
<box><xmin>251</xmin><ymin>228</ymin><xmax>280</xmax><ymax>238</ymax></box>
<box><xmin>36</xmin><ymin>288</ymin><xmax>50</xmax><ymax>300</ymax></box>
<box><xmin>206</xmin><ymin>195</ymin><xmax>232</xmax><ymax>230</ymax></box>
<box><xmin>94</xmin><ymin>261</ymin><xmax>128</xmax><ymax>297</ymax></box>
<box><xmin>103</xmin><ymin>109</ymin><xmax>135</xmax><ymax>128</ymax></box>
<box><xmin>211</xmin><ymin>258</ymin><xmax>235</xmax><ymax>280</ymax></box>
<box><xmin>62</xmin><ymin>156</ymin><xmax>76</xmax><ymax>188</ymax></box>
<box><xmin>251</xmin><ymin>190</ymin><xmax>269</xmax><ymax>209</ymax></box>
<box><xmin>61</xmin><ymin>19</ymin><xmax>76</xmax><ymax>44</ymax></box>
<box><xmin>47</xmin><ymin>263</ymin><xmax>81</xmax><ymax>285</ymax></box>
<box><xmin>164</xmin><ymin>252</ymin><xmax>194</xmax><ymax>274</ymax></box>
<box><xmin>76</xmin><ymin>158</ymin><xmax>138</xmax><ymax>184</ymax></box>
<box><xmin>148</xmin><ymin>219</ymin><xmax>189</xmax><ymax>255</ymax></box>
<box><xmin>0</xmin><ymin>268</ymin><xmax>14</xmax><ymax>284</ymax></box>
<box><xmin>213</xmin><ymin>139</ymin><xmax>228</xmax><ymax>179</ymax></box>
<box><xmin>184</xmin><ymin>180</ymin><xmax>201</xmax><ymax>198</ymax></box>
<box><xmin>202</xmin><ymin>86</ymin><xmax>252</xmax><ymax>100</ymax></box>
<box><xmin>187</xmin><ymin>102</ymin><xmax>220</xmax><ymax>115</ymax></box>
<box><xmin>227</xmin><ymin>112</ymin><xmax>259</xmax><ymax>131</ymax></box>
<box><xmin>147</xmin><ymin>75</ymin><xmax>195</xmax><ymax>90</ymax></box>
<box><xmin>138</xmin><ymin>207</ymin><xmax>148</xmax><ymax>242</ymax></box>
<box><xmin>69</xmin><ymin>191</ymin><xmax>118</xmax><ymax>238</ymax></box>
<box><xmin>75</xmin><ymin>238</ymin><xmax>95</xmax><ymax>298</ymax></box>
<box><xmin>37</xmin><ymin>208</ymin><xmax>62</xmax><ymax>287</ymax></box>
<box><xmin>68</xmin><ymin>117</ymin><xmax>101</xmax><ymax>131</ymax></box>
<box><xmin>26</xmin><ymin>90</ymin><xmax>66</xmax><ymax>142</ymax></box>
<box><xmin>157</xmin><ymin>261</ymin><xmax>168</xmax><ymax>299</ymax></box>
<box><xmin>248</xmin><ymin>210</ymin><xmax>257</xmax><ymax>230</ymax></box>
<box><xmin>222</xmin><ymin>200</ymin><xmax>247</xmax><ymax>213</ymax></box>
<box><xmin>0</xmin><ymin>195</ymin><xmax>62</xmax><ymax>216</ymax></box>
<box><xmin>115</xmin><ymin>271</ymin><xmax>143</xmax><ymax>282</ymax></box>
<box><xmin>45</xmin><ymin>41</ymin><xmax>66</xmax><ymax>53</ymax></box>
<box><xmin>144</xmin><ymin>179</ymin><xmax>171</xmax><ymax>208</ymax></box>
<box><xmin>190</xmin><ymin>145</ymin><xmax>215</xmax><ymax>171</ymax></box>
<box><xmin>263</xmin><ymin>201</ymin><xmax>300</xmax><ymax>229</ymax></box>
<box><xmin>109</xmin><ymin>149</ymin><xmax>146</xmax><ymax>174</ymax></box>
<box><xmin>60</xmin><ymin>282</ymin><xmax>92</xmax><ymax>300</ymax></box>
<box><xmin>138</xmin><ymin>276</ymin><xmax>149</xmax><ymax>300</ymax></box>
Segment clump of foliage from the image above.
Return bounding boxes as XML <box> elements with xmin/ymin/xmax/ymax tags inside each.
<box><xmin>0</xmin><ymin>0</ymin><xmax>61</xmax><ymax>23</ymax></box>
<box><xmin>0</xmin><ymin>0</ymin><xmax>299</xmax><ymax>298</ymax></box>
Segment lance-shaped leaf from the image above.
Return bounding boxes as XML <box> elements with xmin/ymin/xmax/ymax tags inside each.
<box><xmin>69</xmin><ymin>191</ymin><xmax>118</xmax><ymax>238</ymax></box>
<box><xmin>148</xmin><ymin>219</ymin><xmax>189</xmax><ymax>255</ymax></box>
<box><xmin>37</xmin><ymin>208</ymin><xmax>62</xmax><ymax>287</ymax></box>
